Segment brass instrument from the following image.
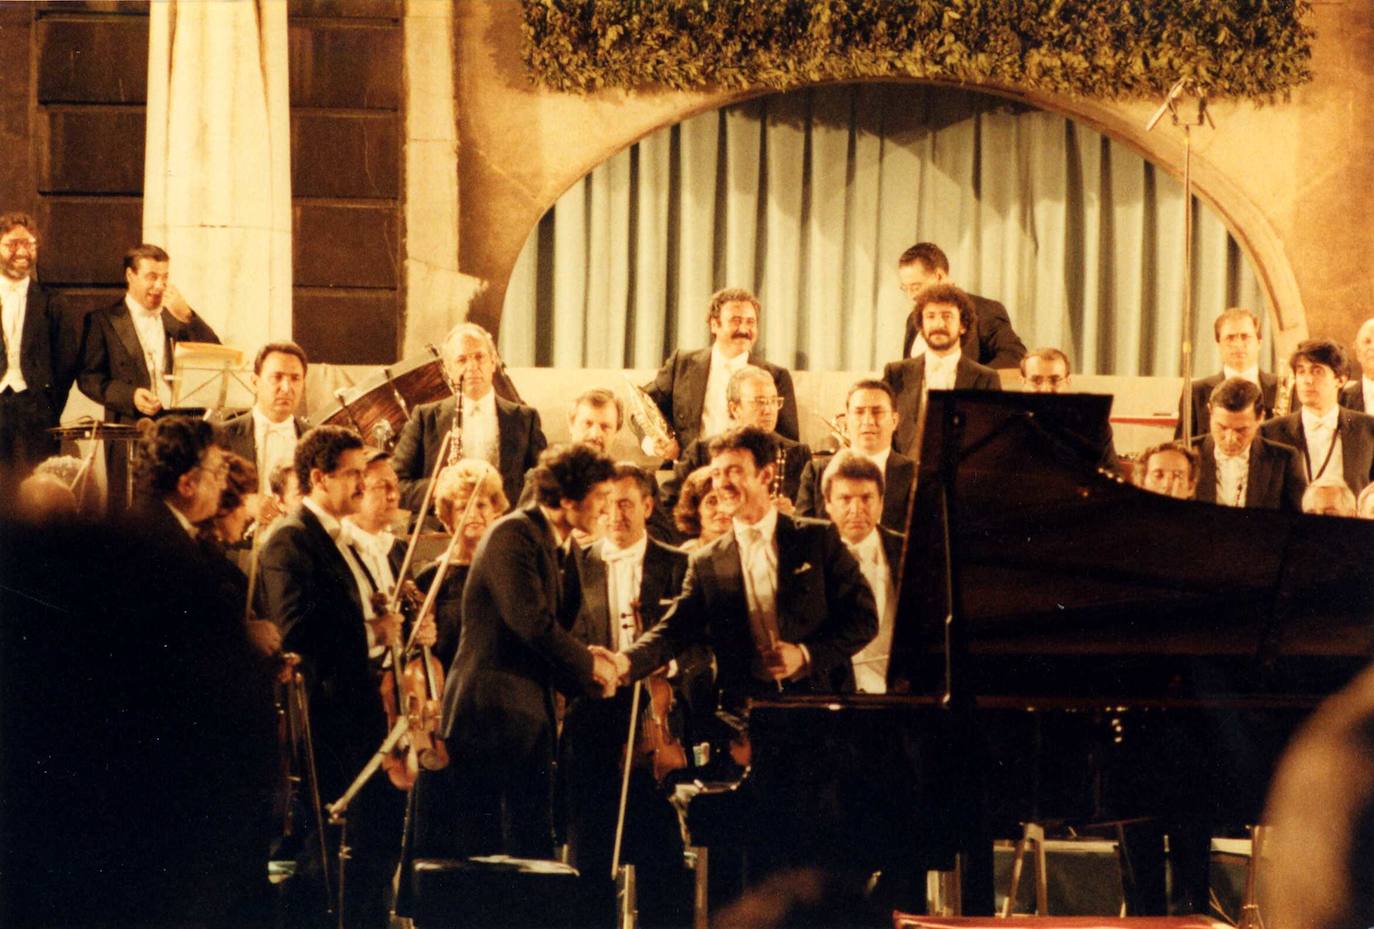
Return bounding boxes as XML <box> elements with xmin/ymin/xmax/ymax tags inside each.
<box><xmin>816</xmin><ymin>413</ymin><xmax>851</xmax><ymax>451</ymax></box>
<box><xmin>1271</xmin><ymin>360</ymin><xmax>1296</xmax><ymax>420</ymax></box>
<box><xmin>770</xmin><ymin>445</ymin><xmax>786</xmax><ymax>500</ymax></box>
<box><xmin>622</xmin><ymin>374</ymin><xmax>676</xmax><ymax>456</ymax></box>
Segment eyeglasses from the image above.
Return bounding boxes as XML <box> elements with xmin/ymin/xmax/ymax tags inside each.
<box><xmin>0</xmin><ymin>238</ymin><xmax>37</xmax><ymax>254</ymax></box>
<box><xmin>363</xmin><ymin>480</ymin><xmax>400</xmax><ymax>496</ymax></box>
<box><xmin>198</xmin><ymin>461</ymin><xmax>231</xmax><ymax>481</ymax></box>
<box><xmin>1026</xmin><ymin>376</ymin><xmax>1067</xmax><ymax>389</ymax></box>
<box><xmin>742</xmin><ymin>397</ymin><xmax>785</xmax><ymax>410</ymax></box>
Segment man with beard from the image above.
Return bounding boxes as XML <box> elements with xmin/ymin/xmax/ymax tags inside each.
<box><xmin>896</xmin><ymin>242</ymin><xmax>1025</xmax><ymax>368</ymax></box>
<box><xmin>1176</xmin><ymin>307</ymin><xmax>1278</xmax><ymax>440</ymax></box>
<box><xmin>883</xmin><ymin>283</ymin><xmax>1001</xmax><ymax>456</ymax></box>
<box><xmin>1195</xmin><ymin>377</ymin><xmax>1306</xmax><ymax>511</ymax></box>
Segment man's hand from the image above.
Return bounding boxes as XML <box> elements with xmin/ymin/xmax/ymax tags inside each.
<box><xmin>653</xmin><ymin>437</ymin><xmax>681</xmax><ymax>461</ymax></box>
<box><xmin>246</xmin><ymin>618</ymin><xmax>281</xmax><ymax>657</ymax></box>
<box><xmin>774</xmin><ymin>496</ymin><xmax>796</xmax><ymax>516</ymax></box>
<box><xmin>369</xmin><ymin>611</ymin><xmax>402</xmax><ymax>649</ymax></box>
<box><xmin>133</xmin><ymin>387</ymin><xmax>162</xmax><ymax>417</ymax></box>
<box><xmin>761</xmin><ymin>640</ymin><xmax>806</xmax><ymax>681</ymax></box>
<box><xmin>414</xmin><ymin>612</ymin><xmax>437</xmax><ymax>648</ymax></box>
<box><xmin>589</xmin><ymin>647</ymin><xmax>619</xmax><ymax>698</ymax></box>
<box><xmin>162</xmin><ymin>282</ymin><xmax>194</xmax><ymax>323</ymax></box>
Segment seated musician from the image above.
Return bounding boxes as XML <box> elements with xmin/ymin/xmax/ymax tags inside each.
<box><xmin>884</xmin><ymin>283</ymin><xmax>1001</xmax><ymax>457</ymax></box>
<box><xmin>601</xmin><ymin>426</ymin><xmax>877</xmax><ymax>710</ymax></box>
<box><xmin>215</xmin><ymin>341</ymin><xmax>309</xmax><ymax>528</ymax></box>
<box><xmin>1339</xmin><ymin>316</ymin><xmax>1374</xmax><ymax>411</ymax></box>
<box><xmin>1301</xmin><ymin>479</ymin><xmax>1358</xmax><ymax>517</ymax></box>
<box><xmin>393</xmin><ymin>321</ymin><xmax>546</xmax><ymax>513</ymax></box>
<box><xmin>1195</xmin><ymin>377</ymin><xmax>1306</xmax><ymax>511</ymax></box>
<box><xmin>133</xmin><ymin>415</ymin><xmax>229</xmax><ymax>550</ymax></box>
<box><xmin>1020</xmin><ymin>345</ymin><xmax>1119</xmax><ymax>470</ymax></box>
<box><xmin>1175</xmin><ymin>307</ymin><xmax>1278</xmax><ymax>440</ymax></box>
<box><xmin>659</xmin><ymin>364</ymin><xmax>811</xmax><ymax>519</ymax></box>
<box><xmin>897</xmin><ymin>242</ymin><xmax>1026</xmax><ymax>368</ymax></box>
<box><xmin>672</xmin><ymin>465</ymin><xmax>732</xmax><ymax>552</ymax></box>
<box><xmin>1135</xmin><ymin>441</ymin><xmax>1199</xmax><ymax>500</ymax></box>
<box><xmin>561</xmin><ymin>462</ymin><xmax>692</xmax><ymax>927</ymax></box>
<box><xmin>797</xmin><ymin>379</ymin><xmax>914</xmax><ymax>530</ymax></box>
<box><xmin>643</xmin><ymin>287</ymin><xmax>799</xmax><ymax>460</ymax></box>
<box><xmin>1260</xmin><ymin>339</ymin><xmax>1374</xmax><ymax>495</ymax></box>
<box><xmin>821</xmin><ymin>451</ymin><xmax>902</xmax><ymax>694</ymax></box>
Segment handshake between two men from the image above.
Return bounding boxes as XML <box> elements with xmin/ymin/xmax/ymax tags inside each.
<box><xmin>583</xmin><ymin>640</ymin><xmax>809</xmax><ymax>699</ymax></box>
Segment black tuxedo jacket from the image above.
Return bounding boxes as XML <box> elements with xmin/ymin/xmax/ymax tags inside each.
<box><xmin>643</xmin><ymin>347</ymin><xmax>800</xmax><ymax>452</ymax></box>
<box><xmin>1176</xmin><ymin>371</ymin><xmax>1280</xmax><ymax>441</ymax></box>
<box><xmin>213</xmin><ymin>410</ymin><xmax>309</xmax><ymax>468</ymax></box>
<box><xmin>901</xmin><ymin>293</ymin><xmax>1026</xmax><ymax>369</ymax></box>
<box><xmin>796</xmin><ymin>450</ymin><xmax>915</xmax><ymax>531</ymax></box>
<box><xmin>0</xmin><ymin>280</ymin><xmax>75</xmax><ymax>420</ymax></box>
<box><xmin>77</xmin><ymin>298</ymin><xmax>219</xmax><ymax>423</ymax></box>
<box><xmin>442</xmin><ymin>505</ymin><xmax>595</xmax><ymax>744</ymax></box>
<box><xmin>623</xmin><ymin>512</ymin><xmax>877</xmax><ymax>706</ymax></box>
<box><xmin>1195</xmin><ymin>435</ymin><xmax>1306</xmax><ymax>512</ymax></box>
<box><xmin>1340</xmin><ymin>379</ymin><xmax>1368</xmax><ymax>413</ymax></box>
<box><xmin>393</xmin><ymin>394</ymin><xmax>546</xmax><ymax>514</ymax></box>
<box><xmin>570</xmin><ymin>537</ymin><xmax>689</xmax><ymax>649</ymax></box>
<box><xmin>1259</xmin><ymin>409</ymin><xmax>1374</xmax><ymax>495</ymax></box>
<box><xmin>883</xmin><ymin>354</ymin><xmax>1002</xmax><ymax>456</ymax></box>
<box><xmin>659</xmin><ymin>431</ymin><xmax>811</xmax><ymax>515</ymax></box>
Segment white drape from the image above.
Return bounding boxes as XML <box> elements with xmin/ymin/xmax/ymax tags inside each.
<box><xmin>501</xmin><ymin>83</ymin><xmax>1267</xmax><ymax>376</ymax></box>
<box><xmin>143</xmin><ymin>0</ymin><xmax>293</xmax><ymax>349</ymax></box>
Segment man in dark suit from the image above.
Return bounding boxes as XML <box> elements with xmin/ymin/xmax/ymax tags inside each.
<box><xmin>643</xmin><ymin>287</ymin><xmax>799</xmax><ymax>459</ymax></box>
<box><xmin>1196</xmin><ymin>377</ymin><xmax>1306</xmax><ymax>511</ymax></box>
<box><xmin>259</xmin><ymin>425</ymin><xmax>428</xmax><ymax>928</ymax></box>
<box><xmin>896</xmin><ymin>242</ymin><xmax>1025</xmax><ymax>368</ymax></box>
<box><xmin>393</xmin><ymin>321</ymin><xmax>545</xmax><ymax>512</ymax></box>
<box><xmin>1175</xmin><ymin>307</ymin><xmax>1279</xmax><ymax>441</ymax></box>
<box><xmin>0</xmin><ymin>212</ymin><xmax>77</xmax><ymax>483</ymax></box>
<box><xmin>440</xmin><ymin>444</ymin><xmax>620</xmax><ymax>858</ymax></box>
<box><xmin>78</xmin><ymin>243</ymin><xmax>220</xmax><ymax>509</ymax></box>
<box><xmin>602</xmin><ymin>426</ymin><xmax>877</xmax><ymax>711</ymax></box>
<box><xmin>561</xmin><ymin>463</ymin><xmax>690</xmax><ymax>927</ymax></box>
<box><xmin>884</xmin><ymin>283</ymin><xmax>1002</xmax><ymax>456</ymax></box>
<box><xmin>1260</xmin><ymin>339</ymin><xmax>1374</xmax><ymax>496</ymax></box>
<box><xmin>797</xmin><ymin>379</ymin><xmax>914</xmax><ymax>531</ymax></box>
<box><xmin>131</xmin><ymin>415</ymin><xmax>229</xmax><ymax>553</ymax></box>
<box><xmin>1339</xmin><ymin>317</ymin><xmax>1374</xmax><ymax>412</ymax></box>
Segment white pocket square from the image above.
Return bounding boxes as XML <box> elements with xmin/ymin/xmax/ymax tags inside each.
<box><xmin>794</xmin><ymin>562</ymin><xmax>813</xmax><ymax>575</ymax></box>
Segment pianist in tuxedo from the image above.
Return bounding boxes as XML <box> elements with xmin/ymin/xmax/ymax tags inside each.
<box><xmin>642</xmin><ymin>287</ymin><xmax>799</xmax><ymax>459</ymax></box>
<box><xmin>1135</xmin><ymin>442</ymin><xmax>1199</xmax><ymax>500</ymax></box>
<box><xmin>1259</xmin><ymin>339</ymin><xmax>1374</xmax><ymax>495</ymax></box>
<box><xmin>896</xmin><ymin>242</ymin><xmax>1026</xmax><ymax>368</ymax></box>
<box><xmin>884</xmin><ymin>283</ymin><xmax>1001</xmax><ymax>456</ymax></box>
<box><xmin>561</xmin><ymin>462</ymin><xmax>691</xmax><ymax>928</ymax></box>
<box><xmin>603</xmin><ymin>425</ymin><xmax>877</xmax><ymax>711</ymax></box>
<box><xmin>659</xmin><ymin>364</ymin><xmax>811</xmax><ymax>521</ymax></box>
<box><xmin>1196</xmin><ymin>377</ymin><xmax>1306</xmax><ymax>512</ymax></box>
<box><xmin>393</xmin><ymin>321</ymin><xmax>546</xmax><ymax>513</ymax></box>
<box><xmin>797</xmin><ymin>378</ymin><xmax>914</xmax><ymax>531</ymax></box>
<box><xmin>1176</xmin><ymin>307</ymin><xmax>1278</xmax><ymax>440</ymax></box>
<box><xmin>821</xmin><ymin>451</ymin><xmax>902</xmax><ymax>694</ymax></box>
<box><xmin>1339</xmin><ymin>316</ymin><xmax>1374</xmax><ymax>412</ymax></box>
<box><xmin>1020</xmin><ymin>346</ymin><xmax>1119</xmax><ymax>471</ymax></box>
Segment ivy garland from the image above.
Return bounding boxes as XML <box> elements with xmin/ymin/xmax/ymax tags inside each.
<box><xmin>521</xmin><ymin>0</ymin><xmax>1313</xmax><ymax>101</ymax></box>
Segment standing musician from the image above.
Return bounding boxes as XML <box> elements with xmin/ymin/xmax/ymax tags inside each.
<box><xmin>1340</xmin><ymin>316</ymin><xmax>1374</xmax><ymax>411</ymax></box>
<box><xmin>441</xmin><ymin>444</ymin><xmax>622</xmax><ymax>858</ymax></box>
<box><xmin>796</xmin><ymin>379</ymin><xmax>913</xmax><ymax>531</ymax></box>
<box><xmin>561</xmin><ymin>462</ymin><xmax>691</xmax><ymax>928</ymax></box>
<box><xmin>258</xmin><ymin>425</ymin><xmax>435</xmax><ymax>928</ymax></box>
<box><xmin>897</xmin><ymin>242</ymin><xmax>1026</xmax><ymax>368</ymax></box>
<box><xmin>1259</xmin><ymin>339</ymin><xmax>1374</xmax><ymax>496</ymax></box>
<box><xmin>393</xmin><ymin>321</ymin><xmax>546</xmax><ymax>514</ymax></box>
<box><xmin>1195</xmin><ymin>377</ymin><xmax>1306</xmax><ymax>512</ymax></box>
<box><xmin>643</xmin><ymin>287</ymin><xmax>800</xmax><ymax>460</ymax></box>
<box><xmin>884</xmin><ymin>283</ymin><xmax>1001</xmax><ymax>457</ymax></box>
<box><xmin>659</xmin><ymin>364</ymin><xmax>810</xmax><ymax>521</ymax></box>
<box><xmin>342</xmin><ymin>448</ymin><xmax>406</xmax><ymax>604</ymax></box>
<box><xmin>1176</xmin><ymin>307</ymin><xmax>1278</xmax><ymax>440</ymax></box>
<box><xmin>600</xmin><ymin>426</ymin><xmax>877</xmax><ymax>710</ymax></box>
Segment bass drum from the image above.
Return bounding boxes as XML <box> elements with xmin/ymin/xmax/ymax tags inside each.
<box><xmin>313</xmin><ymin>354</ymin><xmax>450</xmax><ymax>450</ymax></box>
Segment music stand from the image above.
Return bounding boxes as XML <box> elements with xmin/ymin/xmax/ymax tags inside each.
<box><xmin>171</xmin><ymin>342</ymin><xmax>251</xmax><ymax>412</ymax></box>
<box><xmin>49</xmin><ymin>420</ymin><xmax>142</xmax><ymax>512</ymax></box>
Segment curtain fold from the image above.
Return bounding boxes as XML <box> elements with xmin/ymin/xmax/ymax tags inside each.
<box><xmin>501</xmin><ymin>83</ymin><xmax>1267</xmax><ymax>376</ymax></box>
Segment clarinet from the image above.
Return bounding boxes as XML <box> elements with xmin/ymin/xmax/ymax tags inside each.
<box><xmin>448</xmin><ymin>372</ymin><xmax>465</xmax><ymax>465</ymax></box>
<box><xmin>771</xmin><ymin>445</ymin><xmax>786</xmax><ymax>500</ymax></box>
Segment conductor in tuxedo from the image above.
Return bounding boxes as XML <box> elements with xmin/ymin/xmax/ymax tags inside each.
<box><xmin>1339</xmin><ymin>317</ymin><xmax>1374</xmax><ymax>412</ymax></box>
<box><xmin>1176</xmin><ymin>308</ymin><xmax>1279</xmax><ymax>440</ymax></box>
<box><xmin>884</xmin><ymin>283</ymin><xmax>1001</xmax><ymax>456</ymax></box>
<box><xmin>0</xmin><ymin>212</ymin><xmax>75</xmax><ymax>483</ymax></box>
<box><xmin>1196</xmin><ymin>377</ymin><xmax>1306</xmax><ymax>511</ymax></box>
<box><xmin>643</xmin><ymin>287</ymin><xmax>799</xmax><ymax>459</ymax></box>
<box><xmin>441</xmin><ymin>444</ymin><xmax>621</xmax><ymax>858</ymax></box>
<box><xmin>78</xmin><ymin>243</ymin><xmax>220</xmax><ymax>508</ymax></box>
<box><xmin>797</xmin><ymin>379</ymin><xmax>914</xmax><ymax>531</ymax></box>
<box><xmin>393</xmin><ymin>321</ymin><xmax>545</xmax><ymax>513</ymax></box>
<box><xmin>896</xmin><ymin>242</ymin><xmax>1026</xmax><ymax>368</ymax></box>
<box><xmin>603</xmin><ymin>426</ymin><xmax>877</xmax><ymax>711</ymax></box>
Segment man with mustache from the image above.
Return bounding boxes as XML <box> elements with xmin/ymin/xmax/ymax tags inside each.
<box><xmin>883</xmin><ymin>283</ymin><xmax>1001</xmax><ymax>457</ymax></box>
<box><xmin>643</xmin><ymin>288</ymin><xmax>799</xmax><ymax>460</ymax></box>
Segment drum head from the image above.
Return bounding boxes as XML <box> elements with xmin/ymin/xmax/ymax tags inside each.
<box><xmin>314</xmin><ymin>355</ymin><xmax>450</xmax><ymax>449</ymax></box>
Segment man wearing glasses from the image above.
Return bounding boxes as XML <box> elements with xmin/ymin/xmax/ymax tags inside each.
<box><xmin>1019</xmin><ymin>346</ymin><xmax>1119</xmax><ymax>471</ymax></box>
<box><xmin>643</xmin><ymin>287</ymin><xmax>800</xmax><ymax>461</ymax></box>
<box><xmin>0</xmin><ymin>212</ymin><xmax>73</xmax><ymax>482</ymax></box>
<box><xmin>135</xmin><ymin>415</ymin><xmax>230</xmax><ymax>550</ymax></box>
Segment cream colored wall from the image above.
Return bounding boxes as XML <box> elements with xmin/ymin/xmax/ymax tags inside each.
<box><xmin>445</xmin><ymin>1</ymin><xmax>1374</xmax><ymax>363</ymax></box>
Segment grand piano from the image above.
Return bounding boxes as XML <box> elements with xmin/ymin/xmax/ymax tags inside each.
<box><xmin>684</xmin><ymin>389</ymin><xmax>1374</xmax><ymax>919</ymax></box>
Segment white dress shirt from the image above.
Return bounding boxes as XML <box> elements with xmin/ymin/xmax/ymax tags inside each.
<box><xmin>1301</xmin><ymin>406</ymin><xmax>1343</xmax><ymax>483</ymax></box>
<box><xmin>845</xmin><ymin>529</ymin><xmax>894</xmax><ymax>693</ymax></box>
<box><xmin>126</xmin><ymin>294</ymin><xmax>171</xmax><ymax>407</ymax></box>
<box><xmin>0</xmin><ymin>274</ymin><xmax>30</xmax><ymax>393</ymax></box>
<box><xmin>460</xmin><ymin>389</ymin><xmax>499</xmax><ymax>466</ymax></box>
<box><xmin>253</xmin><ymin>407</ymin><xmax>298</xmax><ymax>495</ymax></box>
<box><xmin>734</xmin><ymin>506</ymin><xmax>781</xmax><ymax>678</ymax></box>
<box><xmin>601</xmin><ymin>534</ymin><xmax>648</xmax><ymax>652</ymax></box>
<box><xmin>1362</xmin><ymin>375</ymin><xmax>1374</xmax><ymax>413</ymax></box>
<box><xmin>1222</xmin><ymin>365</ymin><xmax>1261</xmax><ymax>388</ymax></box>
<box><xmin>701</xmin><ymin>344</ymin><xmax>750</xmax><ymax>440</ymax></box>
<box><xmin>924</xmin><ymin>348</ymin><xmax>962</xmax><ymax>392</ymax></box>
<box><xmin>1214</xmin><ymin>447</ymin><xmax>1249</xmax><ymax>507</ymax></box>
<box><xmin>857</xmin><ymin>445</ymin><xmax>891</xmax><ymax>474</ymax></box>
<box><xmin>343</xmin><ymin>519</ymin><xmax>398</xmax><ymax>599</ymax></box>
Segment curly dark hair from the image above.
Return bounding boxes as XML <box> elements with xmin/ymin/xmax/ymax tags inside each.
<box><xmin>137</xmin><ymin>416</ymin><xmax>214</xmax><ymax>497</ymax></box>
<box><xmin>216</xmin><ymin>452</ymin><xmax>258</xmax><ymax>517</ymax></box>
<box><xmin>914</xmin><ymin>283</ymin><xmax>977</xmax><ymax>336</ymax></box>
<box><xmin>294</xmin><ymin>425</ymin><xmax>364</xmax><ymax>494</ymax></box>
<box><xmin>707</xmin><ymin>425</ymin><xmax>777</xmax><ymax>471</ymax></box>
<box><xmin>673</xmin><ymin>466</ymin><xmax>715</xmax><ymax>538</ymax></box>
<box><xmin>529</xmin><ymin>444</ymin><xmax>617</xmax><ymax>508</ymax></box>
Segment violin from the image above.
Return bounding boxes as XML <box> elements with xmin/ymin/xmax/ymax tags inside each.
<box><xmin>624</xmin><ymin>600</ymin><xmax>688</xmax><ymax>784</ymax></box>
<box><xmin>375</xmin><ymin>581</ymin><xmax>449</xmax><ymax>791</ymax></box>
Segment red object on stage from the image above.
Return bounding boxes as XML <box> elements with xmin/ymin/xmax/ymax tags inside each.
<box><xmin>894</xmin><ymin>917</ymin><xmax>1225</xmax><ymax>929</ymax></box>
